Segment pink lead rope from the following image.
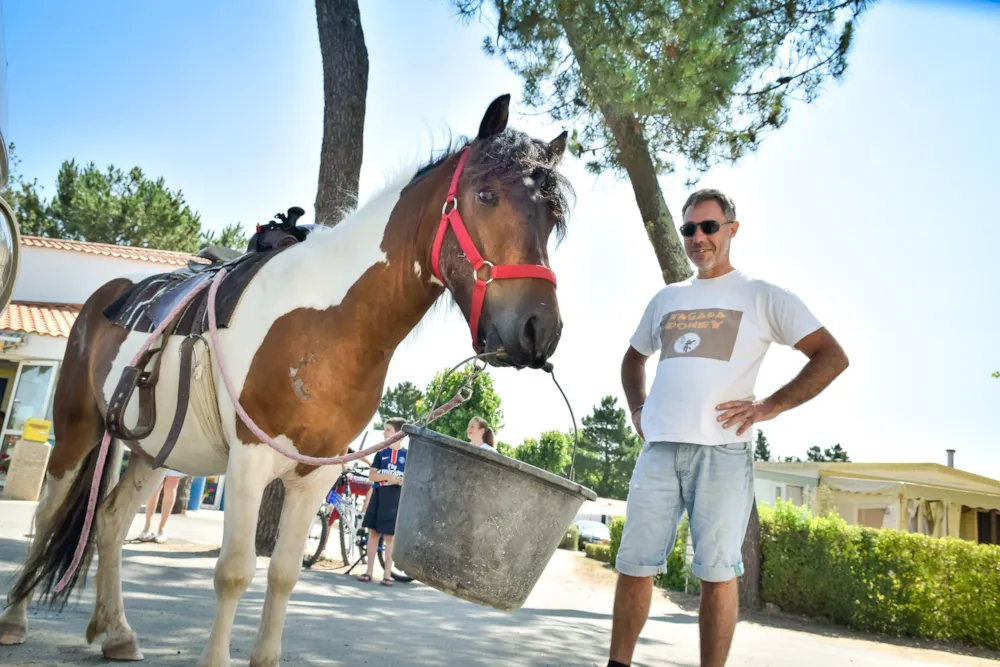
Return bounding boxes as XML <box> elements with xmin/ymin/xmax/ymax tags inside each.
<box><xmin>54</xmin><ymin>268</ymin><xmax>473</xmax><ymax>595</ymax></box>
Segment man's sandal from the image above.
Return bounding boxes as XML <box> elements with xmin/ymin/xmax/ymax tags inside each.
<box><xmin>357</xmin><ymin>574</ymin><xmax>373</xmax><ymax>583</ymax></box>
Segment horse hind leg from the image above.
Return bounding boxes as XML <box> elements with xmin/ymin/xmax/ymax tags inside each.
<box><xmin>0</xmin><ymin>461</ymin><xmax>84</xmax><ymax>645</ymax></box>
<box><xmin>249</xmin><ymin>466</ymin><xmax>339</xmax><ymax>667</ymax></box>
<box><xmin>0</xmin><ymin>403</ymin><xmax>108</xmax><ymax>646</ymax></box>
<box><xmin>86</xmin><ymin>452</ymin><xmax>164</xmax><ymax>661</ymax></box>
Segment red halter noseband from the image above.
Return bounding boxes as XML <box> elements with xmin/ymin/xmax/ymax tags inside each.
<box><xmin>431</xmin><ymin>148</ymin><xmax>558</xmax><ymax>350</ymax></box>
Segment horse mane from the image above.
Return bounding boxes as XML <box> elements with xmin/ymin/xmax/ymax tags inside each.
<box><xmin>404</xmin><ymin>129</ymin><xmax>575</xmax><ymax>242</ymax></box>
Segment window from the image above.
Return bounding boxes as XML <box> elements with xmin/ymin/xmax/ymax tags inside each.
<box><xmin>775</xmin><ymin>487</ymin><xmax>782</xmax><ymax>502</ymax></box>
<box><xmin>786</xmin><ymin>485</ymin><xmax>804</xmax><ymax>506</ymax></box>
<box><xmin>858</xmin><ymin>508</ymin><xmax>886</xmax><ymax>528</ymax></box>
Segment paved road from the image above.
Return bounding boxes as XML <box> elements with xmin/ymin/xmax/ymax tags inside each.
<box><xmin>0</xmin><ymin>500</ymin><xmax>996</xmax><ymax>666</ymax></box>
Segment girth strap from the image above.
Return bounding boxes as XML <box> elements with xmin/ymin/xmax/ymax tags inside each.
<box><xmin>151</xmin><ymin>334</ymin><xmax>203</xmax><ymax>469</ymax></box>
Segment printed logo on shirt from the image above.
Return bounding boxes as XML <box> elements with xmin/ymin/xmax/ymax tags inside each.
<box><xmin>658</xmin><ymin>309</ymin><xmax>742</xmax><ymax>361</ymax></box>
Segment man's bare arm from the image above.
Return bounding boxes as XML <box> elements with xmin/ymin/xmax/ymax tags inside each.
<box><xmin>768</xmin><ymin>327</ymin><xmax>849</xmax><ymax>413</ymax></box>
<box><xmin>622</xmin><ymin>346</ymin><xmax>650</xmax><ymax>438</ymax></box>
<box><xmin>717</xmin><ymin>327</ymin><xmax>849</xmax><ymax>435</ymax></box>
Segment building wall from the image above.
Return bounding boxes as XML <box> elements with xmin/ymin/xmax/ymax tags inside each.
<box><xmin>13</xmin><ymin>247</ymin><xmax>164</xmax><ymax>304</ymax></box>
<box><xmin>754</xmin><ymin>470</ymin><xmax>818</xmax><ymax>508</ymax></box>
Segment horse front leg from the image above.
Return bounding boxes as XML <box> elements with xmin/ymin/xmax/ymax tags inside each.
<box><xmin>87</xmin><ymin>452</ymin><xmax>164</xmax><ymax>661</ymax></box>
<box><xmin>249</xmin><ymin>466</ymin><xmax>339</xmax><ymax>667</ymax></box>
<box><xmin>198</xmin><ymin>444</ymin><xmax>272</xmax><ymax>667</ymax></box>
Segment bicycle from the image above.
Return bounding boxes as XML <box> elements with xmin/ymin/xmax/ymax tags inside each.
<box><xmin>303</xmin><ymin>462</ymin><xmax>369</xmax><ymax>568</ymax></box>
<box><xmin>302</xmin><ymin>463</ymin><xmax>413</xmax><ymax>583</ymax></box>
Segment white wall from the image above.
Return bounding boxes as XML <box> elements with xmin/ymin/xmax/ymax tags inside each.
<box><xmin>754</xmin><ymin>474</ymin><xmax>817</xmax><ymax>509</ymax></box>
<box><xmin>5</xmin><ymin>334</ymin><xmax>66</xmax><ymax>362</ymax></box>
<box><xmin>13</xmin><ymin>247</ymin><xmax>165</xmax><ymax>305</ymax></box>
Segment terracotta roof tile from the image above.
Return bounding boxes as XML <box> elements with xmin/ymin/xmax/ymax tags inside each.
<box><xmin>21</xmin><ymin>236</ymin><xmax>203</xmax><ymax>267</ymax></box>
<box><xmin>0</xmin><ymin>301</ymin><xmax>81</xmax><ymax>338</ymax></box>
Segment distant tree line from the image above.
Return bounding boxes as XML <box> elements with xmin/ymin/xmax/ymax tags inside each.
<box><xmin>1</xmin><ymin>143</ymin><xmax>248</xmax><ymax>252</ymax></box>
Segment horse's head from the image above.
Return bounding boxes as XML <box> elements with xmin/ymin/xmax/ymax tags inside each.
<box><xmin>432</xmin><ymin>94</ymin><xmax>571</xmax><ymax>370</ymax></box>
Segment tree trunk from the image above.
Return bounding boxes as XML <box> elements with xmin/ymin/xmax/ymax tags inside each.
<box><xmin>556</xmin><ymin>7</ymin><xmax>691</xmax><ymax>286</ymax></box>
<box><xmin>314</xmin><ymin>0</ymin><xmax>369</xmax><ymax>225</ymax></box>
<box><xmin>597</xmin><ymin>107</ymin><xmax>692</xmax><ymax>285</ymax></box>
<box><xmin>174</xmin><ymin>475</ymin><xmax>193</xmax><ymax>514</ymax></box>
<box><xmin>255</xmin><ymin>479</ymin><xmax>285</xmax><ymax>557</ymax></box>
<box><xmin>251</xmin><ymin>0</ymin><xmax>369</xmax><ymax>556</ymax></box>
<box><xmin>738</xmin><ymin>500</ymin><xmax>763</xmax><ymax>611</ymax></box>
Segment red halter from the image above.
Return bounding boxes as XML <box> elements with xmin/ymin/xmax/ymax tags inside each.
<box><xmin>431</xmin><ymin>148</ymin><xmax>558</xmax><ymax>350</ymax></box>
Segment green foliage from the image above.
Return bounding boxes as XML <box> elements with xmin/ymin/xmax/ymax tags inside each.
<box><xmin>376</xmin><ymin>381</ymin><xmax>425</xmax><ymax>428</ymax></box>
<box><xmin>420</xmin><ymin>363</ymin><xmax>504</xmax><ymax>440</ymax></box>
<box><xmin>754</xmin><ymin>430</ymin><xmax>771</xmax><ymax>462</ymax></box>
<box><xmin>608</xmin><ymin>516</ymin><xmax>625</xmax><ymax>566</ymax></box>
<box><xmin>200</xmin><ymin>222</ymin><xmax>249</xmax><ymax>252</ymax></box>
<box><xmin>806</xmin><ymin>444</ymin><xmax>851</xmax><ymax>462</ymax></box>
<box><xmin>454</xmin><ymin>0</ymin><xmax>871</xmax><ymax>180</ymax></box>
<box><xmin>559</xmin><ymin>524</ymin><xmax>580</xmax><ymax>550</ymax></box>
<box><xmin>657</xmin><ymin>514</ymin><xmax>691</xmax><ymax>592</ymax></box>
<box><xmin>575</xmin><ymin>396</ymin><xmax>641</xmax><ymax>500</ymax></box>
<box><xmin>585</xmin><ymin>542</ymin><xmax>611</xmax><ymax>563</ymax></box>
<box><xmin>513</xmin><ymin>430</ymin><xmax>571</xmax><ymax>476</ymax></box>
<box><xmin>760</xmin><ymin>501</ymin><xmax>1000</xmax><ymax>650</ymax></box>
<box><xmin>0</xmin><ymin>143</ymin><xmax>247</xmax><ymax>252</ymax></box>
<box><xmin>496</xmin><ymin>440</ymin><xmax>515</xmax><ymax>457</ymax></box>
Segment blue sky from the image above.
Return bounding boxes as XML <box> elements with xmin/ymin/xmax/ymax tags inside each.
<box><xmin>4</xmin><ymin>0</ymin><xmax>1000</xmax><ymax>474</ymax></box>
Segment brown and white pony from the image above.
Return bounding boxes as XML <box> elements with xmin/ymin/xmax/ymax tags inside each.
<box><xmin>0</xmin><ymin>94</ymin><xmax>571</xmax><ymax>666</ymax></box>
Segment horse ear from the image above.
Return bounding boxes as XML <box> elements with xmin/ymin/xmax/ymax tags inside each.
<box><xmin>478</xmin><ymin>94</ymin><xmax>511</xmax><ymax>139</ymax></box>
<box><xmin>549</xmin><ymin>131</ymin><xmax>568</xmax><ymax>164</ymax></box>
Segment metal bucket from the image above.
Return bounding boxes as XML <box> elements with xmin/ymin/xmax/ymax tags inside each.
<box><xmin>393</xmin><ymin>425</ymin><xmax>597</xmax><ymax>611</ymax></box>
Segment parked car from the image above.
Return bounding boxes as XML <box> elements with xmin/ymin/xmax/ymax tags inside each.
<box><xmin>573</xmin><ymin>519</ymin><xmax>611</xmax><ymax>546</ymax></box>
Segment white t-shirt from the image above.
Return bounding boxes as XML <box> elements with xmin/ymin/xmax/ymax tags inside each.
<box><xmin>630</xmin><ymin>269</ymin><xmax>822</xmax><ymax>446</ymax></box>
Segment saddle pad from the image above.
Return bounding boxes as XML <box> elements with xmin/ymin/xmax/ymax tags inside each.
<box><xmin>103</xmin><ymin>247</ymin><xmax>289</xmax><ymax>336</ymax></box>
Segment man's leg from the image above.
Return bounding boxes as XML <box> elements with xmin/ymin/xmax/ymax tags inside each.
<box><xmin>699</xmin><ymin>579</ymin><xmax>739</xmax><ymax>667</ymax></box>
<box><xmin>609</xmin><ymin>442</ymin><xmax>684</xmax><ymax>666</ymax></box>
<box><xmin>684</xmin><ymin>441</ymin><xmax>756</xmax><ymax>667</ymax></box>
<box><xmin>609</xmin><ymin>574</ymin><xmax>654</xmax><ymax>665</ymax></box>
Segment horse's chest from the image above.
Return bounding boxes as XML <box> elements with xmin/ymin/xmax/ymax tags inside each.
<box><xmin>235</xmin><ymin>308</ymin><xmax>389</xmax><ymax>457</ymax></box>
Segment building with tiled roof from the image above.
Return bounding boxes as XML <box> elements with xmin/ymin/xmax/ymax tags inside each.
<box><xmin>0</xmin><ymin>236</ymin><xmax>196</xmax><ymax>460</ymax></box>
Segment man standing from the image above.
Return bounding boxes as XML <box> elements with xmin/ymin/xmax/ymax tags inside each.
<box><xmin>609</xmin><ymin>189</ymin><xmax>849</xmax><ymax>667</ymax></box>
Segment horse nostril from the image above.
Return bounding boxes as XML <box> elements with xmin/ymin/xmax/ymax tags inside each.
<box><xmin>519</xmin><ymin>314</ymin><xmax>539</xmax><ymax>354</ymax></box>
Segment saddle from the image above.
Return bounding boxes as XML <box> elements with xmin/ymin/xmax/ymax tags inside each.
<box><xmin>102</xmin><ymin>207</ymin><xmax>312</xmax><ymax>467</ymax></box>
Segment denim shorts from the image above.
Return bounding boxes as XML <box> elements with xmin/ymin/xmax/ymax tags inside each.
<box><xmin>615</xmin><ymin>441</ymin><xmax>755</xmax><ymax>583</ymax></box>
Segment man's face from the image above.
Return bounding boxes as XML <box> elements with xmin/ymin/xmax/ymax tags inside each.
<box><xmin>682</xmin><ymin>200</ymin><xmax>738</xmax><ymax>272</ymax></box>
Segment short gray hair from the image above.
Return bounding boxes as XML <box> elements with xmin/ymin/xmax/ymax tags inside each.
<box><xmin>682</xmin><ymin>189</ymin><xmax>737</xmax><ymax>221</ymax></box>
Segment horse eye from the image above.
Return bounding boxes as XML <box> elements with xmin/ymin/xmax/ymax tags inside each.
<box><xmin>477</xmin><ymin>189</ymin><xmax>496</xmax><ymax>205</ymax></box>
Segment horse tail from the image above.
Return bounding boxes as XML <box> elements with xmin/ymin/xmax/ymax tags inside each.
<box><xmin>7</xmin><ymin>437</ymin><xmax>121</xmax><ymax>611</ymax></box>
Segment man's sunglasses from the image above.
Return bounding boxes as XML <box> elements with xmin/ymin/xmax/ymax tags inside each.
<box><xmin>679</xmin><ymin>220</ymin><xmax>733</xmax><ymax>237</ymax></box>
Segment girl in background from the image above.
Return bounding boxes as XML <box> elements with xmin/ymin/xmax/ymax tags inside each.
<box><xmin>466</xmin><ymin>416</ymin><xmax>495</xmax><ymax>449</ymax></box>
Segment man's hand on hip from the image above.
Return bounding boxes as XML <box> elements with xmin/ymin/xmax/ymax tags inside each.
<box><xmin>631</xmin><ymin>407</ymin><xmax>644</xmax><ymax>441</ymax></box>
<box><xmin>715</xmin><ymin>399</ymin><xmax>781</xmax><ymax>436</ymax></box>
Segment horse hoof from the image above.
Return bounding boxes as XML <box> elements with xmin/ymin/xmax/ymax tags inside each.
<box><xmin>0</xmin><ymin>620</ymin><xmax>27</xmax><ymax>645</ymax></box>
<box><xmin>102</xmin><ymin>637</ymin><xmax>145</xmax><ymax>661</ymax></box>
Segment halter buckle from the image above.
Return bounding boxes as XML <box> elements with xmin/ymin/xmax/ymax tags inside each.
<box><xmin>474</xmin><ymin>260</ymin><xmax>494</xmax><ymax>285</ymax></box>
<box><xmin>442</xmin><ymin>197</ymin><xmax>459</xmax><ymax>216</ymax></box>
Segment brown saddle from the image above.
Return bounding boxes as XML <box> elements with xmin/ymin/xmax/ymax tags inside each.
<box><xmin>101</xmin><ymin>207</ymin><xmax>311</xmax><ymax>468</ymax></box>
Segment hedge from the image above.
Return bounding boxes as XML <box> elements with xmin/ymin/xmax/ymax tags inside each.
<box><xmin>609</xmin><ymin>516</ymin><xmax>624</xmax><ymax>566</ymax></box>
<box><xmin>585</xmin><ymin>543</ymin><xmax>611</xmax><ymax>563</ymax></box>
<box><xmin>761</xmin><ymin>500</ymin><xmax>1000</xmax><ymax>650</ymax></box>
<box><xmin>559</xmin><ymin>524</ymin><xmax>580</xmax><ymax>551</ymax></box>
